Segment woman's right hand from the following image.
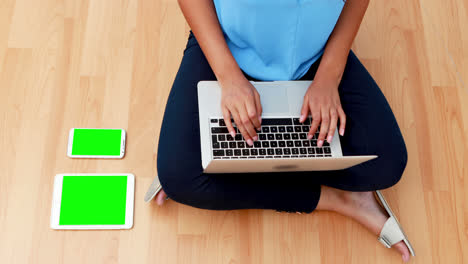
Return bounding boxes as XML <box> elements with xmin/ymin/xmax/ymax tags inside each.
<box><xmin>219</xmin><ymin>75</ymin><xmax>262</xmax><ymax>146</ymax></box>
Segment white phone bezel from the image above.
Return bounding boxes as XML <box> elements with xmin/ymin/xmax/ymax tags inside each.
<box><xmin>67</xmin><ymin>128</ymin><xmax>126</xmax><ymax>159</ymax></box>
<box><xmin>50</xmin><ymin>173</ymin><xmax>135</xmax><ymax>230</ymax></box>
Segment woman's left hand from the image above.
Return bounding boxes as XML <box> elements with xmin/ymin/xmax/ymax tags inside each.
<box><xmin>299</xmin><ymin>79</ymin><xmax>346</xmax><ymax>147</ymax></box>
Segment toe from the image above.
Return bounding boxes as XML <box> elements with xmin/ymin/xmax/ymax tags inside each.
<box><xmin>393</xmin><ymin>241</ymin><xmax>410</xmax><ymax>262</ymax></box>
<box><xmin>155</xmin><ymin>190</ymin><xmax>167</xmax><ymax>206</ymax></box>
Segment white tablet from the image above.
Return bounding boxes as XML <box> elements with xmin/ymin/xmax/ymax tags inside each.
<box><xmin>50</xmin><ymin>173</ymin><xmax>134</xmax><ymax>230</ymax></box>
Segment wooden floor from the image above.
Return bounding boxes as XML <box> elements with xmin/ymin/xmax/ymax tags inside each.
<box><xmin>1</xmin><ymin>0</ymin><xmax>467</xmax><ymax>263</ymax></box>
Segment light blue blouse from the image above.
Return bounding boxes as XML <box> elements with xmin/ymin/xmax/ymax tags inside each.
<box><xmin>213</xmin><ymin>0</ymin><xmax>345</xmax><ymax>81</ymax></box>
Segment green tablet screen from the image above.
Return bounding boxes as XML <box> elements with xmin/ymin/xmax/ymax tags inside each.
<box><xmin>59</xmin><ymin>175</ymin><xmax>127</xmax><ymax>225</ymax></box>
<box><xmin>71</xmin><ymin>129</ymin><xmax>122</xmax><ymax>156</ymax></box>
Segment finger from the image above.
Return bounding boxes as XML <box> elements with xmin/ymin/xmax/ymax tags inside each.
<box><xmin>245</xmin><ymin>99</ymin><xmax>261</xmax><ymax>130</ymax></box>
<box><xmin>254</xmin><ymin>91</ymin><xmax>263</xmax><ymax>126</ymax></box>
<box><xmin>238</xmin><ymin>106</ymin><xmax>258</xmax><ymax>144</ymax></box>
<box><xmin>156</xmin><ymin>190</ymin><xmax>166</xmax><ymax>206</ymax></box>
<box><xmin>327</xmin><ymin>108</ymin><xmax>338</xmax><ymax>143</ymax></box>
<box><xmin>232</xmin><ymin>110</ymin><xmax>253</xmax><ymax>145</ymax></box>
<box><xmin>222</xmin><ymin>107</ymin><xmax>236</xmax><ymax>138</ymax></box>
<box><xmin>318</xmin><ymin>107</ymin><xmax>330</xmax><ymax>147</ymax></box>
<box><xmin>300</xmin><ymin>96</ymin><xmax>309</xmax><ymax>123</ymax></box>
<box><xmin>337</xmin><ymin>107</ymin><xmax>346</xmax><ymax>136</ymax></box>
<box><xmin>308</xmin><ymin>106</ymin><xmax>321</xmax><ymax>140</ymax></box>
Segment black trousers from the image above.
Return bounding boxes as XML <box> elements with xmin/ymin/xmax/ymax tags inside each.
<box><xmin>157</xmin><ymin>32</ymin><xmax>408</xmax><ymax>213</ymax></box>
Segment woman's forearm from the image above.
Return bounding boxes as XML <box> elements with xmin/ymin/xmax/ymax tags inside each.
<box><xmin>315</xmin><ymin>0</ymin><xmax>370</xmax><ymax>85</ymax></box>
<box><xmin>177</xmin><ymin>0</ymin><xmax>243</xmax><ymax>81</ymax></box>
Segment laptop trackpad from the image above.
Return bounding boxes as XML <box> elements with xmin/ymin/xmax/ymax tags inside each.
<box><xmin>257</xmin><ymin>86</ymin><xmax>289</xmax><ymax>115</ymax></box>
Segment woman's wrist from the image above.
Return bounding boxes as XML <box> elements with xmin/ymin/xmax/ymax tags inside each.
<box><xmin>314</xmin><ymin>57</ymin><xmax>346</xmax><ymax>88</ymax></box>
<box><xmin>313</xmin><ymin>71</ymin><xmax>342</xmax><ymax>89</ymax></box>
<box><xmin>216</xmin><ymin>64</ymin><xmax>247</xmax><ymax>88</ymax></box>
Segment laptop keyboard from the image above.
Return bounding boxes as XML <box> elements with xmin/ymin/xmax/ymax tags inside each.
<box><xmin>210</xmin><ymin>117</ymin><xmax>332</xmax><ymax>159</ymax></box>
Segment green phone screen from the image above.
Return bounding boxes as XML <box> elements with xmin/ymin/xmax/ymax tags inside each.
<box><xmin>71</xmin><ymin>129</ymin><xmax>122</xmax><ymax>156</ymax></box>
<box><xmin>59</xmin><ymin>175</ymin><xmax>128</xmax><ymax>225</ymax></box>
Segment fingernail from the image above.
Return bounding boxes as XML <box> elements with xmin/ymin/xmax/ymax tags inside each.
<box><xmin>247</xmin><ymin>139</ymin><xmax>253</xmax><ymax>146</ymax></box>
<box><xmin>327</xmin><ymin>135</ymin><xmax>332</xmax><ymax>142</ymax></box>
<box><xmin>230</xmin><ymin>131</ymin><xmax>235</xmax><ymax>138</ymax></box>
<box><xmin>253</xmin><ymin>136</ymin><xmax>258</xmax><ymax>141</ymax></box>
<box><xmin>258</xmin><ymin>116</ymin><xmax>262</xmax><ymax>123</ymax></box>
<box><xmin>339</xmin><ymin>128</ymin><xmax>344</xmax><ymax>136</ymax></box>
<box><xmin>300</xmin><ymin>115</ymin><xmax>305</xmax><ymax>122</ymax></box>
<box><xmin>307</xmin><ymin>134</ymin><xmax>313</xmax><ymax>140</ymax></box>
<box><xmin>318</xmin><ymin>140</ymin><xmax>323</xmax><ymax>147</ymax></box>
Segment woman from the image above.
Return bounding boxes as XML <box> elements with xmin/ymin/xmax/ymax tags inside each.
<box><xmin>155</xmin><ymin>0</ymin><xmax>414</xmax><ymax>261</ymax></box>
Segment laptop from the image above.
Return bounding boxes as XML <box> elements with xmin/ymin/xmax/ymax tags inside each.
<box><xmin>197</xmin><ymin>81</ymin><xmax>377</xmax><ymax>173</ymax></box>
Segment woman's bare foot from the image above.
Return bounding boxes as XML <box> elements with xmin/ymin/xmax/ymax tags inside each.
<box><xmin>317</xmin><ymin>186</ymin><xmax>411</xmax><ymax>262</ymax></box>
<box><xmin>155</xmin><ymin>189</ymin><xmax>167</xmax><ymax>206</ymax></box>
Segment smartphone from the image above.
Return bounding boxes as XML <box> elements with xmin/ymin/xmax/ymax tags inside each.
<box><xmin>67</xmin><ymin>128</ymin><xmax>126</xmax><ymax>158</ymax></box>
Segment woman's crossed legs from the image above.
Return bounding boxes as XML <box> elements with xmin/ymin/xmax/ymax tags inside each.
<box><xmin>156</xmin><ymin>34</ymin><xmax>410</xmax><ymax>261</ymax></box>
